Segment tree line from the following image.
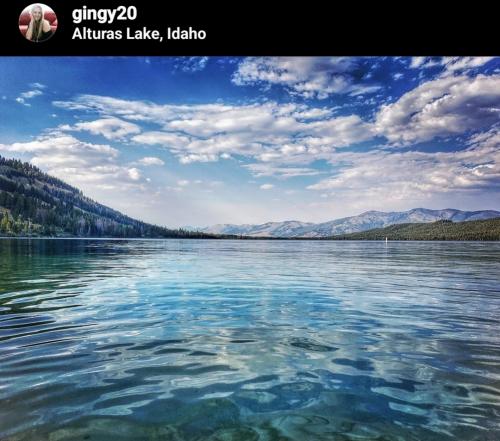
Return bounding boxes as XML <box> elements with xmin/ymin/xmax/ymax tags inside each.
<box><xmin>330</xmin><ymin>219</ymin><xmax>500</xmax><ymax>241</ymax></box>
<box><xmin>0</xmin><ymin>156</ymin><xmax>215</xmax><ymax>238</ymax></box>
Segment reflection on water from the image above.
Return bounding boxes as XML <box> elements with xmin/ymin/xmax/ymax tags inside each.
<box><xmin>0</xmin><ymin>239</ymin><xmax>499</xmax><ymax>440</ymax></box>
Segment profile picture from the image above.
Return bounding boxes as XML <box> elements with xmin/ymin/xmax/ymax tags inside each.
<box><xmin>19</xmin><ymin>4</ymin><xmax>57</xmax><ymax>42</ymax></box>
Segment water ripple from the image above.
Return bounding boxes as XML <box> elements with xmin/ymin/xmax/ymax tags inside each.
<box><xmin>0</xmin><ymin>238</ymin><xmax>499</xmax><ymax>440</ymax></box>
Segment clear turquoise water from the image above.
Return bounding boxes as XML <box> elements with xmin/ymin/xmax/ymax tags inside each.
<box><xmin>0</xmin><ymin>239</ymin><xmax>499</xmax><ymax>440</ymax></box>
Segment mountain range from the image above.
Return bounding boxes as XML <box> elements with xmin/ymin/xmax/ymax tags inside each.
<box><xmin>1</xmin><ymin>154</ymin><xmax>499</xmax><ymax>239</ymax></box>
<box><xmin>192</xmin><ymin>208</ymin><xmax>500</xmax><ymax>238</ymax></box>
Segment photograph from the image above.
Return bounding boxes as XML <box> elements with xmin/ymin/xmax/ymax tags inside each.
<box><xmin>0</xmin><ymin>35</ymin><xmax>499</xmax><ymax>441</ymax></box>
<box><xmin>18</xmin><ymin>3</ymin><xmax>57</xmax><ymax>42</ymax></box>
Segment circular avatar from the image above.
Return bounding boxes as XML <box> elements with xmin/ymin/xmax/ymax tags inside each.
<box><xmin>19</xmin><ymin>4</ymin><xmax>57</xmax><ymax>42</ymax></box>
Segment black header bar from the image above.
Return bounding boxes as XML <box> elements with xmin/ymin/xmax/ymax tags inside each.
<box><xmin>3</xmin><ymin>0</ymin><xmax>498</xmax><ymax>56</ymax></box>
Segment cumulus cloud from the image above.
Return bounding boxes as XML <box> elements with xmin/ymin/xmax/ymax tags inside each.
<box><xmin>127</xmin><ymin>168</ymin><xmax>141</xmax><ymax>181</ymax></box>
<box><xmin>0</xmin><ymin>134</ymin><xmax>145</xmax><ymax>191</ymax></box>
<box><xmin>54</xmin><ymin>95</ymin><xmax>375</xmax><ymax>169</ymax></box>
<box><xmin>260</xmin><ymin>183</ymin><xmax>274</xmax><ymax>190</ymax></box>
<box><xmin>61</xmin><ymin>117</ymin><xmax>141</xmax><ymax>140</ymax></box>
<box><xmin>50</xmin><ymin>70</ymin><xmax>499</xmax><ymax>195</ymax></box>
<box><xmin>232</xmin><ymin>57</ymin><xmax>381</xmax><ymax>99</ymax></box>
<box><xmin>307</xmin><ymin>131</ymin><xmax>500</xmax><ymax>205</ymax></box>
<box><xmin>178</xmin><ymin>153</ymin><xmax>218</xmax><ymax>164</ymax></box>
<box><xmin>0</xmin><ymin>134</ymin><xmax>117</xmax><ymax>156</ymax></box>
<box><xmin>309</xmin><ymin>115</ymin><xmax>374</xmax><ymax>143</ymax></box>
<box><xmin>376</xmin><ymin>74</ymin><xmax>500</xmax><ymax>144</ymax></box>
<box><xmin>132</xmin><ymin>131</ymin><xmax>189</xmax><ymax>148</ymax></box>
<box><xmin>5</xmin><ymin>58</ymin><xmax>499</xmax><ymax>224</ymax></box>
<box><xmin>138</xmin><ymin>156</ymin><xmax>165</xmax><ymax>166</ymax></box>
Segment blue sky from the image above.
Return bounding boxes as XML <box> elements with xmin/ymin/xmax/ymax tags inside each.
<box><xmin>0</xmin><ymin>56</ymin><xmax>499</xmax><ymax>227</ymax></box>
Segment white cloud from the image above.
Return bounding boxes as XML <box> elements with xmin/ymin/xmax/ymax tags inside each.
<box><xmin>467</xmin><ymin>125</ymin><xmax>500</xmax><ymax>150</ymax></box>
<box><xmin>49</xmin><ymin>73</ymin><xmax>499</xmax><ymax>201</ymax></box>
<box><xmin>293</xmin><ymin>108</ymin><xmax>332</xmax><ymax>120</ymax></box>
<box><xmin>0</xmin><ymin>134</ymin><xmax>145</xmax><ymax>192</ymax></box>
<box><xmin>409</xmin><ymin>57</ymin><xmax>440</xmax><ymax>69</ymax></box>
<box><xmin>175</xmin><ymin>56</ymin><xmax>209</xmax><ymax>72</ymax></box>
<box><xmin>132</xmin><ymin>131</ymin><xmax>190</xmax><ymax>148</ymax></box>
<box><xmin>309</xmin><ymin>115</ymin><xmax>374</xmax><ymax>144</ymax></box>
<box><xmin>307</xmin><ymin>131</ymin><xmax>500</xmax><ymax>205</ymax></box>
<box><xmin>232</xmin><ymin>57</ymin><xmax>380</xmax><ymax>99</ymax></box>
<box><xmin>376</xmin><ymin>74</ymin><xmax>500</xmax><ymax>144</ymax></box>
<box><xmin>54</xmin><ymin>95</ymin><xmax>374</xmax><ymax>168</ymax></box>
<box><xmin>441</xmin><ymin>57</ymin><xmax>494</xmax><ymax>74</ymax></box>
<box><xmin>245</xmin><ymin>163</ymin><xmax>322</xmax><ymax>178</ymax></box>
<box><xmin>61</xmin><ymin>117</ymin><xmax>141</xmax><ymax>140</ymax></box>
<box><xmin>409</xmin><ymin>56</ymin><xmax>493</xmax><ymax>76</ymax></box>
<box><xmin>20</xmin><ymin>90</ymin><xmax>43</xmax><ymax>99</ymax></box>
<box><xmin>138</xmin><ymin>156</ymin><xmax>165</xmax><ymax>166</ymax></box>
<box><xmin>16</xmin><ymin>85</ymin><xmax>45</xmax><ymax>105</ymax></box>
<box><xmin>16</xmin><ymin>97</ymin><xmax>29</xmax><ymax>106</ymax></box>
<box><xmin>179</xmin><ymin>153</ymin><xmax>218</xmax><ymax>164</ymax></box>
<box><xmin>5</xmin><ymin>59</ymin><xmax>494</xmax><ymax>225</ymax></box>
<box><xmin>260</xmin><ymin>183</ymin><xmax>274</xmax><ymax>190</ymax></box>
<box><xmin>53</xmin><ymin>95</ymin><xmax>179</xmax><ymax>121</ymax></box>
<box><xmin>128</xmin><ymin>167</ymin><xmax>141</xmax><ymax>181</ymax></box>
<box><xmin>29</xmin><ymin>82</ymin><xmax>46</xmax><ymax>89</ymax></box>
<box><xmin>0</xmin><ymin>134</ymin><xmax>117</xmax><ymax>156</ymax></box>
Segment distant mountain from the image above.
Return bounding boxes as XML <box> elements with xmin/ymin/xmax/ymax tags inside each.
<box><xmin>194</xmin><ymin>220</ymin><xmax>314</xmax><ymax>237</ymax></box>
<box><xmin>0</xmin><ymin>155</ymin><xmax>215</xmax><ymax>238</ymax></box>
<box><xmin>330</xmin><ymin>219</ymin><xmax>500</xmax><ymax>241</ymax></box>
<box><xmin>194</xmin><ymin>208</ymin><xmax>500</xmax><ymax>238</ymax></box>
<box><xmin>3</xmin><ymin>155</ymin><xmax>498</xmax><ymax>240</ymax></box>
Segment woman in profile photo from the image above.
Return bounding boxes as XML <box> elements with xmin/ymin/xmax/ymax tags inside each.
<box><xmin>25</xmin><ymin>4</ymin><xmax>52</xmax><ymax>42</ymax></box>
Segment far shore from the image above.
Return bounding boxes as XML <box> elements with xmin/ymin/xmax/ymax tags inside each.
<box><xmin>1</xmin><ymin>236</ymin><xmax>498</xmax><ymax>242</ymax></box>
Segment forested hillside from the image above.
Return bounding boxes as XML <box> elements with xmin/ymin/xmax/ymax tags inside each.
<box><xmin>0</xmin><ymin>156</ymin><xmax>214</xmax><ymax>238</ymax></box>
<box><xmin>330</xmin><ymin>219</ymin><xmax>500</xmax><ymax>241</ymax></box>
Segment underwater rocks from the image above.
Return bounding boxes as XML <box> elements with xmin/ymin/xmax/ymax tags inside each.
<box><xmin>287</xmin><ymin>337</ymin><xmax>338</xmax><ymax>353</ymax></box>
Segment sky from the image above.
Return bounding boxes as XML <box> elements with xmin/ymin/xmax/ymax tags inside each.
<box><xmin>0</xmin><ymin>56</ymin><xmax>499</xmax><ymax>228</ymax></box>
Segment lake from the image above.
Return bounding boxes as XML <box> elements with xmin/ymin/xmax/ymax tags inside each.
<box><xmin>0</xmin><ymin>239</ymin><xmax>499</xmax><ymax>440</ymax></box>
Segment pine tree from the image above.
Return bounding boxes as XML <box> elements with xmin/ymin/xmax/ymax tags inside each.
<box><xmin>0</xmin><ymin>212</ymin><xmax>12</xmax><ymax>234</ymax></box>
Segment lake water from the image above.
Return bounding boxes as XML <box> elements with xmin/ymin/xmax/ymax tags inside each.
<box><xmin>0</xmin><ymin>239</ymin><xmax>499</xmax><ymax>440</ymax></box>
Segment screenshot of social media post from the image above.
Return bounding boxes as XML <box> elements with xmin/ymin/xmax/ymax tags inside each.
<box><xmin>1</xmin><ymin>2</ymin><xmax>499</xmax><ymax>441</ymax></box>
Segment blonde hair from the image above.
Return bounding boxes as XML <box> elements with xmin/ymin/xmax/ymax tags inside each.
<box><xmin>31</xmin><ymin>4</ymin><xmax>44</xmax><ymax>41</ymax></box>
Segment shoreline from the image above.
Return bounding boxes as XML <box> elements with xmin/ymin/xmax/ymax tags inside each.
<box><xmin>1</xmin><ymin>236</ymin><xmax>498</xmax><ymax>242</ymax></box>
